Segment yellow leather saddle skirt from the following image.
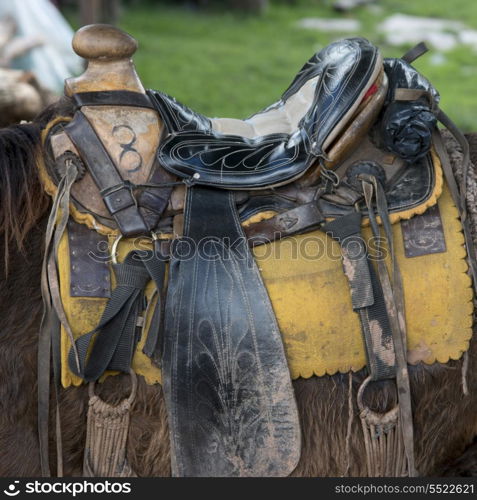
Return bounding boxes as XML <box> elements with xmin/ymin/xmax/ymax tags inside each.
<box><xmin>58</xmin><ymin>163</ymin><xmax>473</xmax><ymax>387</ymax></box>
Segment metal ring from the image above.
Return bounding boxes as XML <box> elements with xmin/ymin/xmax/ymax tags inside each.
<box><xmin>111</xmin><ymin>233</ymin><xmax>123</xmax><ymax>265</ymax></box>
<box><xmin>357</xmin><ymin>375</ymin><xmax>399</xmax><ymax>423</ymax></box>
<box><xmin>112</xmin><ymin>231</ymin><xmax>163</xmax><ymax>264</ymax></box>
<box><xmin>321</xmin><ymin>168</ymin><xmax>340</xmax><ymax>187</ymax></box>
<box><xmin>357</xmin><ymin>375</ymin><xmax>373</xmax><ymax>412</ymax></box>
<box><xmin>151</xmin><ymin>231</ymin><xmax>173</xmax><ymax>241</ymax></box>
<box><xmin>88</xmin><ymin>369</ymin><xmax>138</xmax><ymax>406</ymax></box>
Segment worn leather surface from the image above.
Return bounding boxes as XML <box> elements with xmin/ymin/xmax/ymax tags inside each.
<box><xmin>161</xmin><ymin>186</ymin><xmax>300</xmax><ymax>477</ymax></box>
<box><xmin>154</xmin><ymin>38</ymin><xmax>380</xmax><ymax>189</ymax></box>
<box><xmin>67</xmin><ymin>219</ymin><xmax>110</xmax><ymax>298</ymax></box>
<box><xmin>318</xmin><ymin>148</ymin><xmax>436</xmax><ymax>219</ymax></box>
<box><xmin>64</xmin><ymin>112</ymin><xmax>150</xmax><ymax>236</ymax></box>
<box><xmin>237</xmin><ymin>141</ymin><xmax>437</xmax><ymax>224</ymax></box>
<box><xmin>46</xmin><ymin>104</ymin><xmax>175</xmax><ymax>235</ymax></box>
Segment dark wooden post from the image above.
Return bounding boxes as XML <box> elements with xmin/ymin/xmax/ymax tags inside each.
<box><xmin>229</xmin><ymin>0</ymin><xmax>269</xmax><ymax>13</ymax></box>
<box><xmin>80</xmin><ymin>0</ymin><xmax>120</xmax><ymax>26</ymax></box>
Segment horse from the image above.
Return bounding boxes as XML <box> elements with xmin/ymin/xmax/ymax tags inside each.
<box><xmin>0</xmin><ymin>27</ymin><xmax>476</xmax><ymax>477</ymax></box>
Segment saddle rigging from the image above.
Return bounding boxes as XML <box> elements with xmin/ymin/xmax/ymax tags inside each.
<box><xmin>37</xmin><ymin>24</ymin><xmax>476</xmax><ymax>478</ymax></box>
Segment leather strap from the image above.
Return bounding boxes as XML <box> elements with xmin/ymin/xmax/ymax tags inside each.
<box><xmin>64</xmin><ymin>112</ymin><xmax>149</xmax><ymax>236</ymax></box>
<box><xmin>401</xmin><ymin>42</ymin><xmax>429</xmax><ymax>64</ymax></box>
<box><xmin>136</xmin><ymin>160</ymin><xmax>177</xmax><ymax>230</ymax></box>
<box><xmin>434</xmin><ymin>111</ymin><xmax>477</xmax><ymax>292</ymax></box>
<box><xmin>394</xmin><ymin>88</ymin><xmax>431</xmax><ymax>102</ymax></box>
<box><xmin>142</xmin><ymin>240</ymin><xmax>168</xmax><ymax>358</ymax></box>
<box><xmin>245</xmin><ymin>202</ymin><xmax>324</xmax><ymax>246</ymax></box>
<box><xmin>161</xmin><ymin>185</ymin><xmax>300</xmax><ymax>477</ymax></box>
<box><xmin>72</xmin><ymin>90</ymin><xmax>156</xmax><ymax>110</ymax></box>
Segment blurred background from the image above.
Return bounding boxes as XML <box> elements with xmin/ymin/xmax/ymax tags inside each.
<box><xmin>1</xmin><ymin>0</ymin><xmax>477</xmax><ymax>130</ymax></box>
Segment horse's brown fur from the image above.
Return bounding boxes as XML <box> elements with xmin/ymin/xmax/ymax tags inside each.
<box><xmin>0</xmin><ymin>107</ymin><xmax>476</xmax><ymax>476</ymax></box>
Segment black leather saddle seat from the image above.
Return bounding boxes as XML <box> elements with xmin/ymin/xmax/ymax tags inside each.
<box><xmin>151</xmin><ymin>38</ymin><xmax>383</xmax><ymax>190</ymax></box>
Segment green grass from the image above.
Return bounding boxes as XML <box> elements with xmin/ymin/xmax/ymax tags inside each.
<box><xmin>105</xmin><ymin>0</ymin><xmax>477</xmax><ymax>129</ymax></box>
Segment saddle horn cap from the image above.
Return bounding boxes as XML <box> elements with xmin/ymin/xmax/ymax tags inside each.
<box><xmin>72</xmin><ymin>24</ymin><xmax>138</xmax><ymax>61</ymax></box>
<box><xmin>65</xmin><ymin>24</ymin><xmax>145</xmax><ymax>95</ymax></box>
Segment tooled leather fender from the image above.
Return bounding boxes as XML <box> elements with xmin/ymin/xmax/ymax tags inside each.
<box><xmin>153</xmin><ymin>38</ymin><xmax>381</xmax><ymax>189</ymax></box>
<box><xmin>162</xmin><ymin>185</ymin><xmax>301</xmax><ymax>477</ymax></box>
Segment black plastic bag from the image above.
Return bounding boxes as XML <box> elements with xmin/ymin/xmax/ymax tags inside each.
<box><xmin>381</xmin><ymin>58</ymin><xmax>438</xmax><ymax>162</ymax></box>
<box><xmin>381</xmin><ymin>98</ymin><xmax>436</xmax><ymax>163</ymax></box>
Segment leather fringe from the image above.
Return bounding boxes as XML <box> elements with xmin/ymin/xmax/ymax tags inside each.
<box><xmin>83</xmin><ymin>371</ymin><xmax>138</xmax><ymax>477</ymax></box>
<box><xmin>358</xmin><ymin>376</ymin><xmax>407</xmax><ymax>477</ymax></box>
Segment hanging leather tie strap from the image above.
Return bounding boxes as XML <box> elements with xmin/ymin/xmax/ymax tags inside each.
<box><xmin>433</xmin><ymin>115</ymin><xmax>477</xmax><ymax>293</ymax></box>
<box><xmin>361</xmin><ymin>176</ymin><xmax>417</xmax><ymax>477</ymax></box>
<box><xmin>401</xmin><ymin>42</ymin><xmax>429</xmax><ymax>64</ymax></box>
<box><xmin>38</xmin><ymin>158</ymin><xmax>80</xmax><ymax>477</ymax></box>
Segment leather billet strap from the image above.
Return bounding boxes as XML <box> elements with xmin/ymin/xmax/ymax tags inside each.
<box><xmin>401</xmin><ymin>42</ymin><xmax>429</xmax><ymax>64</ymax></box>
<box><xmin>161</xmin><ymin>185</ymin><xmax>301</xmax><ymax>477</ymax></box>
<box><xmin>72</xmin><ymin>90</ymin><xmax>156</xmax><ymax>110</ymax></box>
<box><xmin>245</xmin><ymin>202</ymin><xmax>324</xmax><ymax>246</ymax></box>
<box><xmin>64</xmin><ymin>112</ymin><xmax>149</xmax><ymax>236</ymax></box>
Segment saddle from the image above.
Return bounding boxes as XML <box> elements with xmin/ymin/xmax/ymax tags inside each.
<box><xmin>38</xmin><ymin>25</ymin><xmax>476</xmax><ymax>478</ymax></box>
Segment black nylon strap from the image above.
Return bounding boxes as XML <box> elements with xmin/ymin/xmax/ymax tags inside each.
<box><xmin>142</xmin><ymin>241</ymin><xmax>168</xmax><ymax>358</ymax></box>
<box><xmin>322</xmin><ymin>212</ymin><xmax>396</xmax><ymax>381</ymax></box>
<box><xmin>68</xmin><ymin>250</ymin><xmax>166</xmax><ymax>382</ymax></box>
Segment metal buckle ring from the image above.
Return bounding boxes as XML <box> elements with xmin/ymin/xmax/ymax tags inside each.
<box><xmin>321</xmin><ymin>168</ymin><xmax>340</xmax><ymax>187</ymax></box>
<box><xmin>111</xmin><ymin>233</ymin><xmax>123</xmax><ymax>265</ymax></box>
<box><xmin>111</xmin><ymin>231</ymin><xmax>162</xmax><ymax>265</ymax></box>
<box><xmin>88</xmin><ymin>368</ymin><xmax>137</xmax><ymax>406</ymax></box>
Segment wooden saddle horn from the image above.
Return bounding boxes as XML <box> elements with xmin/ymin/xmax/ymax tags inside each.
<box><xmin>49</xmin><ymin>24</ymin><xmax>163</xmax><ymax>227</ymax></box>
<box><xmin>65</xmin><ymin>23</ymin><xmax>145</xmax><ymax>95</ymax></box>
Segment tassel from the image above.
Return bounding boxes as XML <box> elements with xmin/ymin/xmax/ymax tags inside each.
<box><xmin>358</xmin><ymin>376</ymin><xmax>408</xmax><ymax>477</ymax></box>
<box><xmin>83</xmin><ymin>371</ymin><xmax>138</xmax><ymax>477</ymax></box>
